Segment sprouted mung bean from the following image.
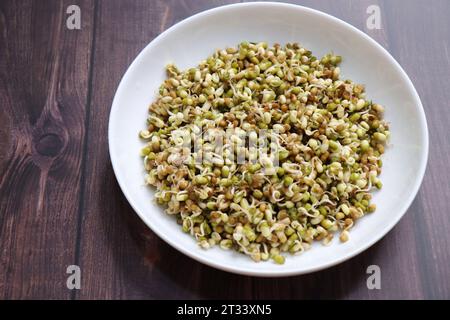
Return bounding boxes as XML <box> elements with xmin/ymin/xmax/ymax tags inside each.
<box><xmin>139</xmin><ymin>42</ymin><xmax>389</xmax><ymax>264</ymax></box>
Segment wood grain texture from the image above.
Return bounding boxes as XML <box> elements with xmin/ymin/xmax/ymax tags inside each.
<box><xmin>0</xmin><ymin>0</ymin><xmax>95</xmax><ymax>299</ymax></box>
<box><xmin>0</xmin><ymin>0</ymin><xmax>449</xmax><ymax>299</ymax></box>
<box><xmin>383</xmin><ymin>0</ymin><xmax>450</xmax><ymax>299</ymax></box>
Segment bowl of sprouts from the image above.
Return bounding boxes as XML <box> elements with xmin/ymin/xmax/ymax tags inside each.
<box><xmin>109</xmin><ymin>2</ymin><xmax>428</xmax><ymax>276</ymax></box>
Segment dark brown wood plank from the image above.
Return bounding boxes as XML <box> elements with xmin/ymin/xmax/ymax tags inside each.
<box><xmin>0</xmin><ymin>0</ymin><xmax>94</xmax><ymax>299</ymax></box>
<box><xmin>383</xmin><ymin>0</ymin><xmax>450</xmax><ymax>299</ymax></box>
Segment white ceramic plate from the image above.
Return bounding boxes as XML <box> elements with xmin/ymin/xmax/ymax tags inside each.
<box><xmin>108</xmin><ymin>2</ymin><xmax>428</xmax><ymax>276</ymax></box>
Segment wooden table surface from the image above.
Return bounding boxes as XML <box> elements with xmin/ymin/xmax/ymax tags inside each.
<box><xmin>1</xmin><ymin>0</ymin><xmax>449</xmax><ymax>300</ymax></box>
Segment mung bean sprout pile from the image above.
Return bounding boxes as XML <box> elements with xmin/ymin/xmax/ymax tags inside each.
<box><xmin>139</xmin><ymin>42</ymin><xmax>389</xmax><ymax>264</ymax></box>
